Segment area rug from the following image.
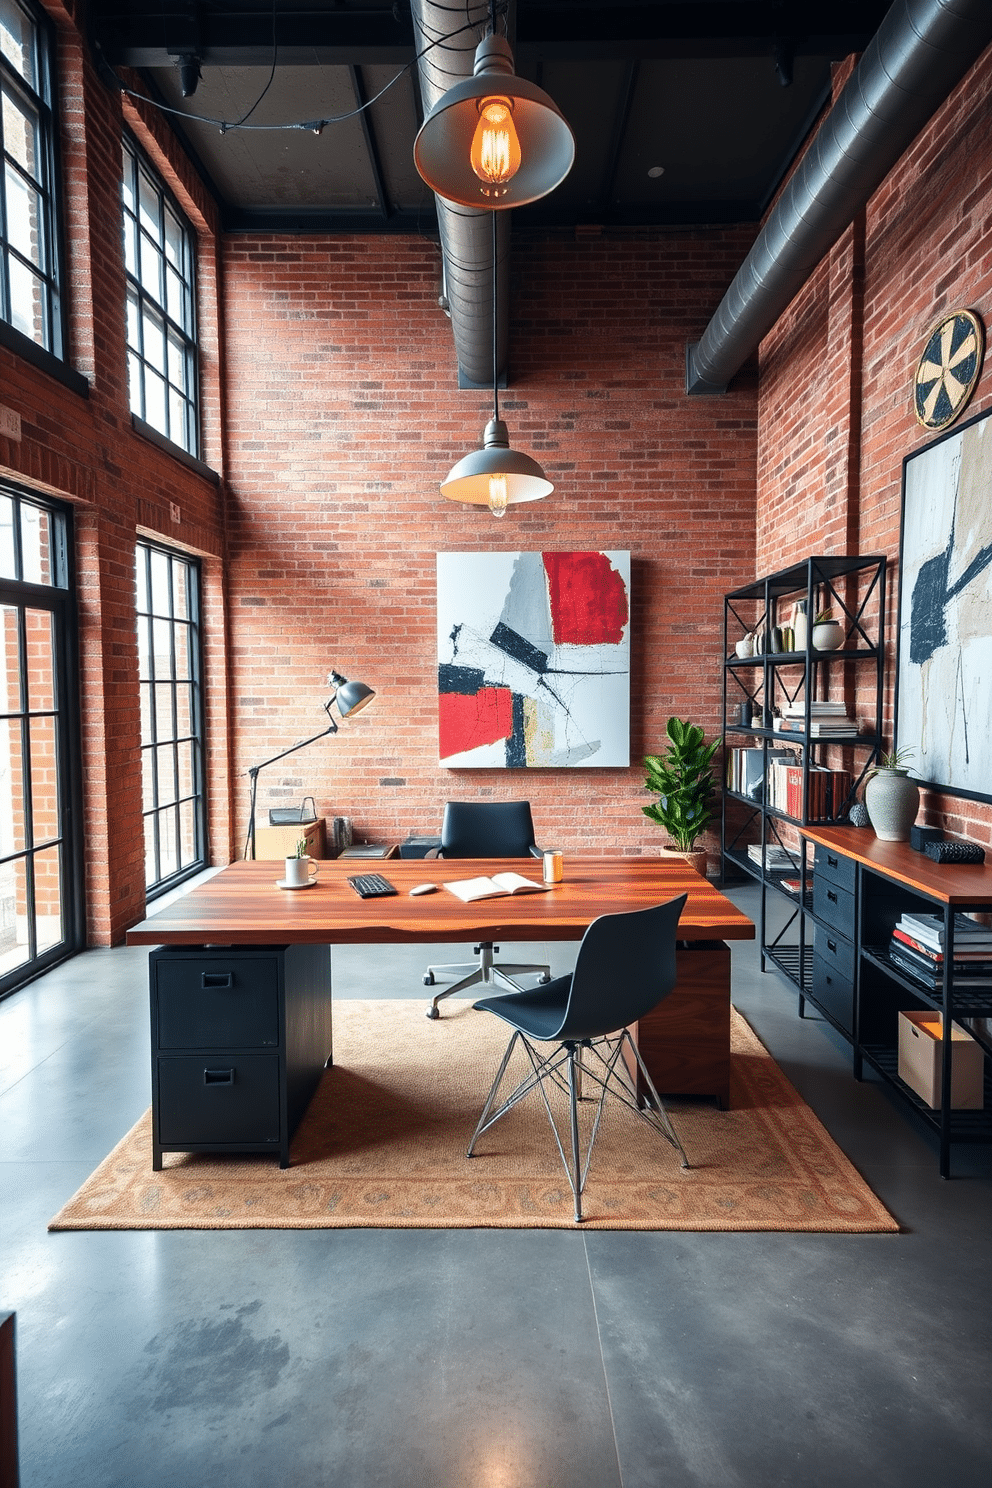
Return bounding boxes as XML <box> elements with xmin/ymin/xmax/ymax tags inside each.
<box><xmin>49</xmin><ymin>1001</ymin><xmax>898</xmax><ymax>1232</ymax></box>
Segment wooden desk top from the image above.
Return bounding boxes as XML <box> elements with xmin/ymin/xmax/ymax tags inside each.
<box><xmin>126</xmin><ymin>856</ymin><xmax>755</xmax><ymax>947</ymax></box>
<box><xmin>801</xmin><ymin>825</ymin><xmax>992</xmax><ymax>907</ymax></box>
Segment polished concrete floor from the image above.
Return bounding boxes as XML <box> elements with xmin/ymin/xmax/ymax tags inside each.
<box><xmin>2</xmin><ymin>879</ymin><xmax>991</xmax><ymax>1488</ymax></box>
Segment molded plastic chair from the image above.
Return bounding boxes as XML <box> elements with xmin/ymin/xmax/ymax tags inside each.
<box><xmin>423</xmin><ymin>800</ymin><xmax>551</xmax><ymax>1019</ymax></box>
<box><xmin>467</xmin><ymin>894</ymin><xmax>690</xmax><ymax>1221</ymax></box>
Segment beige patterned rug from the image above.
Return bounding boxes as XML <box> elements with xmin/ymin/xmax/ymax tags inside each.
<box><xmin>50</xmin><ymin>1000</ymin><xmax>898</xmax><ymax>1232</ymax></box>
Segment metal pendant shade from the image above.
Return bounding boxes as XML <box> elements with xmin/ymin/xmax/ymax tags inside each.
<box><xmin>414</xmin><ymin>34</ymin><xmax>575</xmax><ymax>209</ymax></box>
<box><xmin>441</xmin><ymin>418</ymin><xmax>554</xmax><ymax>507</ymax></box>
<box><xmin>329</xmin><ymin>671</ymin><xmax>375</xmax><ymax>717</ymax></box>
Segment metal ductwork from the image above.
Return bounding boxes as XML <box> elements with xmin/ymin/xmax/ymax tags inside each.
<box><xmin>686</xmin><ymin>0</ymin><xmax>992</xmax><ymax>395</ymax></box>
<box><xmin>411</xmin><ymin>0</ymin><xmax>510</xmax><ymax>390</ymax></box>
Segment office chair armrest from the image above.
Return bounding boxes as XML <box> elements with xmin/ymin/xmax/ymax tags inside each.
<box><xmin>529</xmin><ymin>845</ymin><xmax>543</xmax><ymax>859</ymax></box>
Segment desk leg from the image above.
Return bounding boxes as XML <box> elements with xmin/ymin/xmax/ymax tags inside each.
<box><xmin>626</xmin><ymin>942</ymin><xmax>731</xmax><ymax>1109</ymax></box>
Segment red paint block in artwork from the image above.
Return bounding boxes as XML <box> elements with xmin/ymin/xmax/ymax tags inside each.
<box><xmin>439</xmin><ymin>687</ymin><xmax>514</xmax><ymax>759</ymax></box>
<box><xmin>543</xmin><ymin>552</ymin><xmax>629</xmax><ymax>644</ymax></box>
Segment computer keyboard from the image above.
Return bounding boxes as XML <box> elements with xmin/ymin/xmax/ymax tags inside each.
<box><xmin>347</xmin><ymin>873</ymin><xmax>398</xmax><ymax>898</ymax></box>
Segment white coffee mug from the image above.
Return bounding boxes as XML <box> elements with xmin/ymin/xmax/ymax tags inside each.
<box><xmin>284</xmin><ymin>856</ymin><xmax>318</xmax><ymax>887</ymax></box>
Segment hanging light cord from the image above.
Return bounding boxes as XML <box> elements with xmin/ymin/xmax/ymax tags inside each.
<box><xmin>492</xmin><ymin>208</ymin><xmax>499</xmax><ymax>426</ymax></box>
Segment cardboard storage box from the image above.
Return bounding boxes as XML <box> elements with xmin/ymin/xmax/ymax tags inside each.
<box><xmin>897</xmin><ymin>1011</ymin><xmax>984</xmax><ymax>1109</ymax></box>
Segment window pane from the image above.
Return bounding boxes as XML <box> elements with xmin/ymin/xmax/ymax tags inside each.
<box><xmin>24</xmin><ymin>608</ymin><xmax>54</xmax><ymax>710</ymax></box>
<box><xmin>135</xmin><ymin>548</ymin><xmax>148</xmax><ymax>613</ymax></box>
<box><xmin>166</xmin><ymin>328</ymin><xmax>186</xmax><ymax>386</ymax></box>
<box><xmin>144</xmin><ymin>369</ymin><xmax>166</xmax><ymax>434</ymax></box>
<box><xmin>20</xmin><ymin>501</ymin><xmax>49</xmax><ymax>584</ymax></box>
<box><xmin>141</xmin><ymin>745</ymin><xmax>154</xmax><ymax>811</ymax></box>
<box><xmin>174</xmin><ymin>624</ymin><xmax>190</xmax><ymax>680</ymax></box>
<box><xmin>179</xmin><ymin>799</ymin><xmax>196</xmax><ymax>867</ymax></box>
<box><xmin>33</xmin><ymin>842</ymin><xmax>62</xmax><ymax>953</ymax></box>
<box><xmin>0</xmin><ymin>495</ymin><xmax>13</xmax><ymax>578</ymax></box>
<box><xmin>136</xmin><ymin>616</ymin><xmax>152</xmax><ymax>681</ymax></box>
<box><xmin>175</xmin><ymin>682</ymin><xmax>192</xmax><ymax>738</ymax></box>
<box><xmin>155</xmin><ymin>681</ymin><xmax>175</xmax><ymax>739</ymax></box>
<box><xmin>3</xmin><ymin>89</ymin><xmax>40</xmax><ymax>180</ymax></box>
<box><xmin>152</xmin><ymin>618</ymin><xmax>171</xmax><ymax>677</ymax></box>
<box><xmin>28</xmin><ymin>712</ymin><xmax>57</xmax><ymax>844</ymax></box>
<box><xmin>156</xmin><ymin>743</ymin><xmax>176</xmax><ymax>807</ymax></box>
<box><xmin>126</xmin><ymin>290</ymin><xmax>140</xmax><ymax>349</ymax></box>
<box><xmin>1</xmin><ymin>604</ymin><xmax>21</xmax><ymax>710</ymax></box>
<box><xmin>127</xmin><ymin>351</ymin><xmax>144</xmax><ymax>417</ymax></box>
<box><xmin>0</xmin><ymin>1</ymin><xmax>36</xmax><ymax>89</ymax></box>
<box><xmin>8</xmin><ymin>255</ymin><xmax>46</xmax><ymax>343</ymax></box>
<box><xmin>177</xmin><ymin>739</ymin><xmax>193</xmax><ymax>798</ymax></box>
<box><xmin>165</xmin><ymin>266</ymin><xmax>185</xmax><ymax>327</ymax></box>
<box><xmin>0</xmin><ymin>857</ymin><xmax>29</xmax><ymax>977</ymax></box>
<box><xmin>137</xmin><ymin>167</ymin><xmax>159</xmax><ymax>237</ymax></box>
<box><xmin>5</xmin><ymin>162</ymin><xmax>42</xmax><ymax>263</ymax></box>
<box><xmin>172</xmin><ymin>562</ymin><xmax>189</xmax><ymax>620</ymax></box>
<box><xmin>142</xmin><ymin>304</ymin><xmax>165</xmax><ymax>372</ymax></box>
<box><xmin>0</xmin><ymin>716</ymin><xmax>26</xmax><ymax>852</ymax></box>
<box><xmin>150</xmin><ymin>549</ymin><xmax>171</xmax><ymax>617</ymax></box>
<box><xmin>157</xmin><ymin>808</ymin><xmax>178</xmax><ymax>879</ymax></box>
<box><xmin>139</xmin><ymin>233</ymin><xmax>163</xmax><ymax>302</ymax></box>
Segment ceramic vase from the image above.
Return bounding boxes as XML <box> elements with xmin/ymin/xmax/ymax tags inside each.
<box><xmin>659</xmin><ymin>843</ymin><xmax>708</xmax><ymax>878</ymax></box>
<box><xmin>864</xmin><ymin>769</ymin><xmax>920</xmax><ymax>842</ymax></box>
<box><xmin>812</xmin><ymin>620</ymin><xmax>844</xmax><ymax>651</ymax></box>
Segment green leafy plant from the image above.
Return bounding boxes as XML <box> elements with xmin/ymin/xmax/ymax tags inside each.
<box><xmin>876</xmin><ymin>746</ymin><xmax>915</xmax><ymax>772</ymax></box>
<box><xmin>642</xmin><ymin>718</ymin><xmax>719</xmax><ymax>852</ymax></box>
<box><xmin>814</xmin><ymin>607</ymin><xmax>836</xmax><ymax>625</ymax></box>
<box><xmin>294</xmin><ymin>837</ymin><xmax>309</xmax><ymax>858</ymax></box>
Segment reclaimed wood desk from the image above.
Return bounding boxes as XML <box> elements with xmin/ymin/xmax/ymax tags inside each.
<box><xmin>127</xmin><ymin>857</ymin><xmax>755</xmax><ymax>1166</ymax></box>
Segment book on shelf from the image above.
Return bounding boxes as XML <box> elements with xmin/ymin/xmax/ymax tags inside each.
<box><xmin>888</xmin><ymin>935</ymin><xmax>992</xmax><ymax>977</ymax></box>
<box><xmin>887</xmin><ymin>946</ymin><xmax>992</xmax><ymax>990</ymax></box>
<box><xmin>775</xmin><ymin>718</ymin><xmax>858</xmax><ymax>736</ymax></box>
<box><xmin>726</xmin><ymin>746</ymin><xmax>793</xmax><ymax>798</ymax></box>
<box><xmin>443</xmin><ymin>872</ymin><xmax>549</xmax><ymax>903</ymax></box>
<box><xmin>780</xmin><ymin>877</ymin><xmax>806</xmax><ymax>895</ymax></box>
<box><xmin>747</xmin><ymin>843</ymin><xmax>800</xmax><ymax>871</ymax></box>
<box><xmin>896</xmin><ymin>913</ymin><xmax>992</xmax><ymax>951</ymax></box>
<box><xmin>781</xmin><ymin>702</ymin><xmax>850</xmax><ymax>717</ymax></box>
<box><xmin>891</xmin><ymin>927</ymin><xmax>992</xmax><ymax>967</ymax></box>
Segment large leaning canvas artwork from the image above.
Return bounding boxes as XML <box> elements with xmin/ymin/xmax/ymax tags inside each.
<box><xmin>896</xmin><ymin>406</ymin><xmax>992</xmax><ymax>804</ymax></box>
<box><xmin>437</xmin><ymin>551</ymin><xmax>631</xmax><ymax>768</ymax></box>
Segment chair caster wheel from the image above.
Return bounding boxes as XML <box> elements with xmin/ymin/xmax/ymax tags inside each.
<box><xmin>426</xmin><ymin>1006</ymin><xmax>440</xmax><ymax>1020</ymax></box>
<box><xmin>423</xmin><ymin>973</ymin><xmax>435</xmax><ymax>986</ymax></box>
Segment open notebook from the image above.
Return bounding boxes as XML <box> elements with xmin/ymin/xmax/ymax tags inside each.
<box><xmin>443</xmin><ymin>872</ymin><xmax>549</xmax><ymax>903</ymax></box>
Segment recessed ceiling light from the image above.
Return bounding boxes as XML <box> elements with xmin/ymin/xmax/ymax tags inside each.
<box><xmin>647</xmin><ymin>165</ymin><xmax>665</xmax><ymax>178</ymax></box>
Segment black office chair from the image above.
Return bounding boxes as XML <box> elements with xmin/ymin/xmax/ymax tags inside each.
<box><xmin>423</xmin><ymin>800</ymin><xmax>552</xmax><ymax>1020</ymax></box>
<box><xmin>467</xmin><ymin>894</ymin><xmax>690</xmax><ymax>1222</ymax></box>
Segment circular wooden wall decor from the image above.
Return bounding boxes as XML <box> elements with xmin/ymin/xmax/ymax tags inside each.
<box><xmin>913</xmin><ymin>309</ymin><xmax>984</xmax><ymax>431</ymax></box>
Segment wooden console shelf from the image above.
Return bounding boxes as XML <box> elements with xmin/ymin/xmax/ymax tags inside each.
<box><xmin>801</xmin><ymin>825</ymin><xmax>992</xmax><ymax>1178</ymax></box>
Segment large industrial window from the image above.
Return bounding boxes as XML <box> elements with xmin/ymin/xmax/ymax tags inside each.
<box><xmin>136</xmin><ymin>541</ymin><xmax>205</xmax><ymax>895</ymax></box>
<box><xmin>122</xmin><ymin>137</ymin><xmax>199</xmax><ymax>455</ymax></box>
<box><xmin>0</xmin><ymin>485</ymin><xmax>83</xmax><ymax>999</ymax></box>
<box><xmin>0</xmin><ymin>0</ymin><xmax>64</xmax><ymax>356</ymax></box>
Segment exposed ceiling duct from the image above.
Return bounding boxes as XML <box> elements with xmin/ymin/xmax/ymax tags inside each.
<box><xmin>686</xmin><ymin>0</ymin><xmax>992</xmax><ymax>395</ymax></box>
<box><xmin>411</xmin><ymin>0</ymin><xmax>510</xmax><ymax>390</ymax></box>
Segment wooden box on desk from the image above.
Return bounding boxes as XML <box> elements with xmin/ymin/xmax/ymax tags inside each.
<box><xmin>625</xmin><ymin>942</ymin><xmax>731</xmax><ymax>1109</ymax></box>
<box><xmin>897</xmin><ymin>1011</ymin><xmax>984</xmax><ymax>1109</ymax></box>
<box><xmin>254</xmin><ymin>818</ymin><xmax>326</xmax><ymax>860</ymax></box>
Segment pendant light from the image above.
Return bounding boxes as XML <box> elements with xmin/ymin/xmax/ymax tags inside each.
<box><xmin>414</xmin><ymin>21</ymin><xmax>574</xmax><ymax>209</ymax></box>
<box><xmin>440</xmin><ymin>215</ymin><xmax>553</xmax><ymax>516</ymax></box>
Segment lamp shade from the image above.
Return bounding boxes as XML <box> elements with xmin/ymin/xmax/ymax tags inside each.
<box><xmin>414</xmin><ymin>35</ymin><xmax>575</xmax><ymax>209</ymax></box>
<box><xmin>441</xmin><ymin>418</ymin><xmax>554</xmax><ymax>507</ymax></box>
<box><xmin>329</xmin><ymin>672</ymin><xmax>375</xmax><ymax>716</ymax></box>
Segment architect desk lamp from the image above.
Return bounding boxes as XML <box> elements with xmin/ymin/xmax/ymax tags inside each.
<box><xmin>244</xmin><ymin>670</ymin><xmax>375</xmax><ymax>860</ymax></box>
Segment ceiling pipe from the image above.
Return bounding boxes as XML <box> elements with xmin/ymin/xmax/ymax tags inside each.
<box><xmin>411</xmin><ymin>0</ymin><xmax>510</xmax><ymax>389</ymax></box>
<box><xmin>686</xmin><ymin>0</ymin><xmax>992</xmax><ymax>395</ymax></box>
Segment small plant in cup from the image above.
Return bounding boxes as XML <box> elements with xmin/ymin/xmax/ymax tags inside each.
<box><xmin>295</xmin><ymin>837</ymin><xmax>309</xmax><ymax>857</ymax></box>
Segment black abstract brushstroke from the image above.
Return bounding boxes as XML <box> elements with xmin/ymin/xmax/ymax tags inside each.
<box><xmin>505</xmin><ymin>693</ymin><xmax>527</xmax><ymax>767</ymax></box>
<box><xmin>489</xmin><ymin>621</ymin><xmax>549</xmax><ymax>675</ymax></box>
<box><xmin>910</xmin><ymin>509</ymin><xmax>992</xmax><ymax>665</ymax></box>
<box><xmin>438</xmin><ymin>663</ymin><xmax>486</xmax><ymax>696</ymax></box>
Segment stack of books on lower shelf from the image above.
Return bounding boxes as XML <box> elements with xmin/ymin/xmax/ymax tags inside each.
<box><xmin>778</xmin><ymin>702</ymin><xmax>859</xmax><ymax>737</ymax></box>
<box><xmin>747</xmin><ymin>842</ymin><xmax>800</xmax><ymax>873</ymax></box>
<box><xmin>888</xmin><ymin>913</ymin><xmax>992</xmax><ymax>992</ymax></box>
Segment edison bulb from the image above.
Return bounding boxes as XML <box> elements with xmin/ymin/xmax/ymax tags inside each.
<box><xmin>471</xmin><ymin>97</ymin><xmax>521</xmax><ymax>197</ymax></box>
<box><xmin>488</xmin><ymin>475</ymin><xmax>508</xmax><ymax>517</ymax></box>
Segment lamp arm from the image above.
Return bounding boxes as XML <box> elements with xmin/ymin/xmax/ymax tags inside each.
<box><xmin>244</xmin><ymin>715</ymin><xmax>339</xmax><ymax>860</ymax></box>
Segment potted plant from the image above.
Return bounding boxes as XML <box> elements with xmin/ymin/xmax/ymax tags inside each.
<box><xmin>864</xmin><ymin>747</ymin><xmax>920</xmax><ymax>842</ymax></box>
<box><xmin>643</xmin><ymin>717</ymin><xmax>719</xmax><ymax>876</ymax></box>
<box><xmin>811</xmin><ymin>607</ymin><xmax>845</xmax><ymax>651</ymax></box>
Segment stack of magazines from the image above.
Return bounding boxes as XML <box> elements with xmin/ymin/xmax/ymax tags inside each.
<box><xmin>888</xmin><ymin>912</ymin><xmax>992</xmax><ymax>991</ymax></box>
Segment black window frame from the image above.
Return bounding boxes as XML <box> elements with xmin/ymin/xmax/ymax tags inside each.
<box><xmin>121</xmin><ymin>134</ymin><xmax>200</xmax><ymax>458</ymax></box>
<box><xmin>0</xmin><ymin>0</ymin><xmax>67</xmax><ymax>359</ymax></box>
<box><xmin>136</xmin><ymin>538</ymin><xmax>207</xmax><ymax>898</ymax></box>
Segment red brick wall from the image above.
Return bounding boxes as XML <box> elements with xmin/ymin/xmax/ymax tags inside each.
<box><xmin>220</xmin><ymin>227</ymin><xmax>758</xmax><ymax>860</ymax></box>
<box><xmin>756</xmin><ymin>41</ymin><xmax>992</xmax><ymax>848</ymax></box>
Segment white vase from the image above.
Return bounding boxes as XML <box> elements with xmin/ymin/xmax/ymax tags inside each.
<box><xmin>812</xmin><ymin>621</ymin><xmax>844</xmax><ymax>651</ymax></box>
<box><xmin>864</xmin><ymin>769</ymin><xmax>920</xmax><ymax>842</ymax></box>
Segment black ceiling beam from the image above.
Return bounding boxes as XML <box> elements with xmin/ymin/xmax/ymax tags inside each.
<box><xmin>599</xmin><ymin>61</ymin><xmax>638</xmax><ymax>213</ymax></box>
<box><xmin>348</xmin><ymin>65</ymin><xmax>391</xmax><ymax>222</ymax></box>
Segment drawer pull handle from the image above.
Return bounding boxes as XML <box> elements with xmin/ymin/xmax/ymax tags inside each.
<box><xmin>827</xmin><ymin>938</ymin><xmax>837</xmax><ymax>953</ymax></box>
<box><xmin>204</xmin><ymin>1068</ymin><xmax>235</xmax><ymax>1086</ymax></box>
<box><xmin>827</xmin><ymin>889</ymin><xmax>838</xmax><ymax>904</ymax></box>
<box><xmin>202</xmin><ymin>972</ymin><xmax>233</xmax><ymax>989</ymax></box>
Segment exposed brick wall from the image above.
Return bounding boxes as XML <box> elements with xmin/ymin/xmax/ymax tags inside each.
<box><xmin>220</xmin><ymin>227</ymin><xmax>758</xmax><ymax>861</ymax></box>
<box><xmin>756</xmin><ymin>40</ymin><xmax>992</xmax><ymax>848</ymax></box>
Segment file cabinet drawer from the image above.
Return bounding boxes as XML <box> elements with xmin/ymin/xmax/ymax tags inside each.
<box><xmin>155</xmin><ymin>955</ymin><xmax>280</xmax><ymax>1049</ymax></box>
<box><xmin>813</xmin><ymin>841</ymin><xmax>857</xmax><ymax>896</ymax></box>
<box><xmin>813</xmin><ymin>921</ymin><xmax>856</xmax><ymax>984</ymax></box>
<box><xmin>813</xmin><ymin>876</ymin><xmax>855</xmax><ymax>939</ymax></box>
<box><xmin>156</xmin><ymin>1055</ymin><xmax>281</xmax><ymax>1145</ymax></box>
<box><xmin>811</xmin><ymin>952</ymin><xmax>854</xmax><ymax>1038</ymax></box>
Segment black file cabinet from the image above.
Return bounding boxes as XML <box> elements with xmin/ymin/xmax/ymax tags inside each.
<box><xmin>810</xmin><ymin>842</ymin><xmax>857</xmax><ymax>1038</ymax></box>
<box><xmin>149</xmin><ymin>943</ymin><xmax>332</xmax><ymax>1169</ymax></box>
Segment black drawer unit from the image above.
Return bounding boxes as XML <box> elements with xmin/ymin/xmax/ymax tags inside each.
<box><xmin>813</xmin><ymin>841</ymin><xmax>857</xmax><ymax>895</ymax></box>
<box><xmin>811</xmin><ymin>932</ymin><xmax>856</xmax><ymax>1038</ymax></box>
<box><xmin>149</xmin><ymin>943</ymin><xmax>332</xmax><ymax>1170</ymax></box>
<box><xmin>806</xmin><ymin>845</ymin><xmax>857</xmax><ymax>1040</ymax></box>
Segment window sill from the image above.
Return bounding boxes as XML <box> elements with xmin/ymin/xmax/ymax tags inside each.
<box><xmin>131</xmin><ymin>416</ymin><xmax>220</xmax><ymax>485</ymax></box>
<box><xmin>0</xmin><ymin>320</ymin><xmax>89</xmax><ymax>398</ymax></box>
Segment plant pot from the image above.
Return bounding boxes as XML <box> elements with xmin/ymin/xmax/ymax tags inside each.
<box><xmin>864</xmin><ymin>769</ymin><xmax>920</xmax><ymax>842</ymax></box>
<box><xmin>659</xmin><ymin>843</ymin><xmax>708</xmax><ymax>877</ymax></box>
<box><xmin>812</xmin><ymin>620</ymin><xmax>844</xmax><ymax>651</ymax></box>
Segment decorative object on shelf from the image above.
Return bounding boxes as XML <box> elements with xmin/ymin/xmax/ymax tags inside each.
<box><xmin>792</xmin><ymin>600</ymin><xmax>808</xmax><ymax>651</ymax></box>
<box><xmin>244</xmin><ymin>671</ymin><xmax>375</xmax><ymax>860</ymax></box>
<box><xmin>896</xmin><ymin>402</ymin><xmax>992</xmax><ymax>806</ymax></box>
<box><xmin>734</xmin><ymin>633</ymin><xmax>753</xmax><ymax>659</ymax></box>
<box><xmin>268</xmin><ymin>796</ymin><xmax>317</xmax><ymax>826</ymax></box>
<box><xmin>811</xmin><ymin>608</ymin><xmax>844</xmax><ymax>651</ymax></box>
<box><xmin>849</xmin><ymin>800</ymin><xmax>871</xmax><ymax>828</ymax></box>
<box><xmin>769</xmin><ymin>625</ymin><xmax>783</xmax><ymax>654</ymax></box>
<box><xmin>864</xmin><ymin>749</ymin><xmax>920</xmax><ymax>842</ymax></box>
<box><xmin>923</xmin><ymin>840</ymin><xmax>986</xmax><ymax>865</ymax></box>
<box><xmin>909</xmin><ymin>823</ymin><xmax>943</xmax><ymax>852</ymax></box>
<box><xmin>643</xmin><ymin>717</ymin><xmax>718</xmax><ymax>877</ymax></box>
<box><xmin>437</xmin><ymin>549</ymin><xmax>630</xmax><ymax>767</ymax></box>
<box><xmin>912</xmin><ymin>308</ymin><xmax>984</xmax><ymax>432</ymax></box>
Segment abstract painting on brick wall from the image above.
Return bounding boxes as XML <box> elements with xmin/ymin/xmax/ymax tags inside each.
<box><xmin>896</xmin><ymin>406</ymin><xmax>992</xmax><ymax>804</ymax></box>
<box><xmin>437</xmin><ymin>551</ymin><xmax>630</xmax><ymax>768</ymax></box>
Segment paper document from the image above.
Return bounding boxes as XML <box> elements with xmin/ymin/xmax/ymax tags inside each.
<box><xmin>443</xmin><ymin>873</ymin><xmax>549</xmax><ymax>903</ymax></box>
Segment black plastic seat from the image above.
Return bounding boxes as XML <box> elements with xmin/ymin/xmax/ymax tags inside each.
<box><xmin>467</xmin><ymin>894</ymin><xmax>690</xmax><ymax>1222</ymax></box>
<box><xmin>423</xmin><ymin>801</ymin><xmax>551</xmax><ymax>1018</ymax></box>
